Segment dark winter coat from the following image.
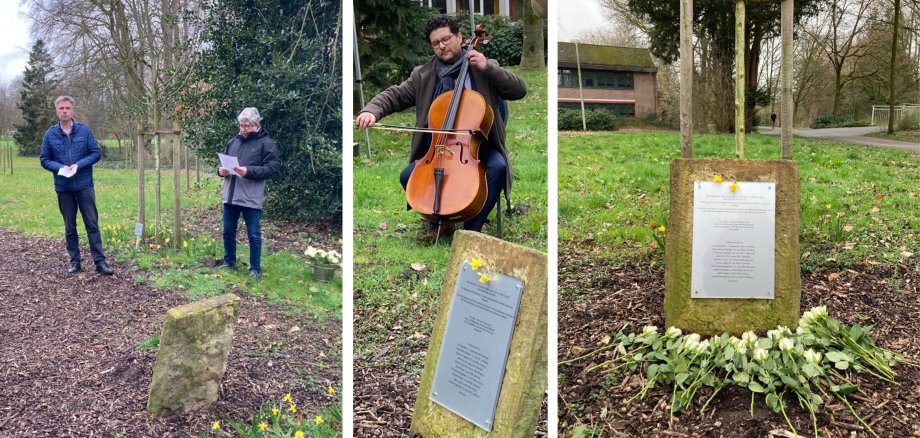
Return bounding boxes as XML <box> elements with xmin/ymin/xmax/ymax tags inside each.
<box><xmin>220</xmin><ymin>127</ymin><xmax>280</xmax><ymax>209</ymax></box>
<box><xmin>39</xmin><ymin>122</ymin><xmax>101</xmax><ymax>192</ymax></box>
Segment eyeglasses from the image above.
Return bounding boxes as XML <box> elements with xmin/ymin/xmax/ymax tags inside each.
<box><xmin>429</xmin><ymin>34</ymin><xmax>456</xmax><ymax>48</ymax></box>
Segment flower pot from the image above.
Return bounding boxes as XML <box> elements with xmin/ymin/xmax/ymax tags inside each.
<box><xmin>313</xmin><ymin>264</ymin><xmax>337</xmax><ymax>283</ymax></box>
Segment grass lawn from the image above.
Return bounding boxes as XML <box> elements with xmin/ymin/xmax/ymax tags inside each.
<box><xmin>559</xmin><ymin>131</ymin><xmax>919</xmax><ymax>273</ymax></box>
<box><xmin>353</xmin><ymin>67</ymin><xmax>548</xmax><ymax>367</ymax></box>
<box><xmin>866</xmin><ymin>129</ymin><xmax>920</xmax><ymax>143</ymax></box>
<box><xmin>0</xmin><ymin>139</ymin><xmax>342</xmax><ymax>317</ymax></box>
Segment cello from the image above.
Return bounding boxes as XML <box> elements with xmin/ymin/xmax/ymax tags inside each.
<box><xmin>405</xmin><ymin>26</ymin><xmax>493</xmax><ymax>241</ymax></box>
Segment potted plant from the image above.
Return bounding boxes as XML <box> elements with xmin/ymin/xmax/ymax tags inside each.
<box><xmin>305</xmin><ymin>246</ymin><xmax>341</xmax><ymax>283</ymax></box>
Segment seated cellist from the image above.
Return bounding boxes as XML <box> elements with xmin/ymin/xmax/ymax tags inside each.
<box><xmin>356</xmin><ymin>15</ymin><xmax>527</xmax><ymax>243</ymax></box>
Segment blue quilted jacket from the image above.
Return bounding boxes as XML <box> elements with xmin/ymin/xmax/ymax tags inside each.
<box><xmin>39</xmin><ymin>122</ymin><xmax>101</xmax><ymax>192</ymax></box>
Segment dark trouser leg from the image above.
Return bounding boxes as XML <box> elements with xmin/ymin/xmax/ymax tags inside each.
<box><xmin>57</xmin><ymin>191</ymin><xmax>81</xmax><ymax>263</ymax></box>
<box><xmin>241</xmin><ymin>207</ymin><xmax>263</xmax><ymax>272</ymax></box>
<box><xmin>222</xmin><ymin>203</ymin><xmax>241</xmax><ymax>267</ymax></box>
<box><xmin>399</xmin><ymin>162</ymin><xmax>415</xmax><ymax>190</ymax></box>
<box><xmin>75</xmin><ymin>187</ymin><xmax>106</xmax><ymax>263</ymax></box>
<box><xmin>464</xmin><ymin>146</ymin><xmax>506</xmax><ymax>232</ymax></box>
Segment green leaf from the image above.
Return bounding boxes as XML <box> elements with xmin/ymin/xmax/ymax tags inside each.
<box><xmin>733</xmin><ymin>371</ymin><xmax>751</xmax><ymax>383</ymax></box>
<box><xmin>647</xmin><ymin>364</ymin><xmax>660</xmax><ymax>379</ymax></box>
<box><xmin>748</xmin><ymin>382</ymin><xmax>765</xmax><ymax>393</ymax></box>
<box><xmin>675</xmin><ymin>372</ymin><xmax>690</xmax><ymax>386</ymax></box>
<box><xmin>835</xmin><ymin>360</ymin><xmax>850</xmax><ymax>370</ymax></box>
<box><xmin>832</xmin><ymin>383</ymin><xmax>858</xmax><ymax>395</ymax></box>
<box><xmin>780</xmin><ymin>374</ymin><xmax>799</xmax><ymax>388</ymax></box>
<box><xmin>825</xmin><ymin>351</ymin><xmax>845</xmax><ymax>362</ymax></box>
<box><xmin>765</xmin><ymin>393</ymin><xmax>780</xmax><ymax>412</ymax></box>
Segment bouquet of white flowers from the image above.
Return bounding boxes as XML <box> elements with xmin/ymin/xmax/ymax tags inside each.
<box><xmin>304</xmin><ymin>246</ymin><xmax>341</xmax><ymax>265</ymax></box>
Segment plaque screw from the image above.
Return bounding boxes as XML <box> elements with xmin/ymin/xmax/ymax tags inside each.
<box><xmin>463</xmin><ymin>265</ymin><xmax>468</xmax><ymax>271</ymax></box>
<box><xmin>432</xmin><ymin>392</ymin><xmax>437</xmax><ymax>396</ymax></box>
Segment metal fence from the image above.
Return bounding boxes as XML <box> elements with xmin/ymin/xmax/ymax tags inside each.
<box><xmin>871</xmin><ymin>104</ymin><xmax>920</xmax><ymax>126</ymax></box>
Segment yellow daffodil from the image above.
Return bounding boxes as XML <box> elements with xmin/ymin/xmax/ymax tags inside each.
<box><xmin>729</xmin><ymin>182</ymin><xmax>739</xmax><ymax>193</ymax></box>
<box><xmin>470</xmin><ymin>258</ymin><xmax>482</xmax><ymax>269</ymax></box>
<box><xmin>328</xmin><ymin>387</ymin><xmax>335</xmax><ymax>395</ymax></box>
<box><xmin>165</xmin><ymin>237</ymin><xmax>171</xmax><ymax>244</ymax></box>
<box><xmin>479</xmin><ymin>273</ymin><xmax>491</xmax><ymax>283</ymax></box>
<box><xmin>258</xmin><ymin>421</ymin><xmax>267</xmax><ymax>432</ymax></box>
<box><xmin>713</xmin><ymin>174</ymin><xmax>723</xmax><ymax>183</ymax></box>
<box><xmin>283</xmin><ymin>393</ymin><xmax>293</xmax><ymax>403</ymax></box>
<box><xmin>271</xmin><ymin>407</ymin><xmax>279</xmax><ymax>416</ymax></box>
<box><xmin>826</xmin><ymin>203</ymin><xmax>832</xmax><ymax>209</ymax></box>
<box><xmin>294</xmin><ymin>431</ymin><xmax>305</xmax><ymax>438</ymax></box>
<box><xmin>289</xmin><ymin>404</ymin><xmax>297</xmax><ymax>413</ymax></box>
<box><xmin>183</xmin><ymin>240</ymin><xmax>188</xmax><ymax>248</ymax></box>
<box><xmin>314</xmin><ymin>415</ymin><xmax>324</xmax><ymax>425</ymax></box>
<box><xmin>211</xmin><ymin>420</ymin><xmax>220</xmax><ymax>430</ymax></box>
<box><xmin>658</xmin><ymin>225</ymin><xmax>666</xmax><ymax>233</ymax></box>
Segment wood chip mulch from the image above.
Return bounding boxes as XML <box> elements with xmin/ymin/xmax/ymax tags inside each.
<box><xmin>0</xmin><ymin>228</ymin><xmax>341</xmax><ymax>437</ymax></box>
<box><xmin>559</xmin><ymin>249</ymin><xmax>920</xmax><ymax>437</ymax></box>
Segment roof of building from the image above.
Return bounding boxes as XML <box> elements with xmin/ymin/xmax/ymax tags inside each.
<box><xmin>558</xmin><ymin>42</ymin><xmax>658</xmax><ymax>73</ymax></box>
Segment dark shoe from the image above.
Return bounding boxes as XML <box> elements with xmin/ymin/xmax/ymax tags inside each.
<box><xmin>249</xmin><ymin>270</ymin><xmax>262</xmax><ymax>280</ymax></box>
<box><xmin>67</xmin><ymin>262</ymin><xmax>81</xmax><ymax>274</ymax></box>
<box><xmin>418</xmin><ymin>222</ymin><xmax>455</xmax><ymax>244</ymax></box>
<box><xmin>95</xmin><ymin>261</ymin><xmax>114</xmax><ymax>275</ymax></box>
<box><xmin>217</xmin><ymin>262</ymin><xmax>236</xmax><ymax>270</ymax></box>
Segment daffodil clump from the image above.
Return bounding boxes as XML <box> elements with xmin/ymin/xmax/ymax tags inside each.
<box><xmin>209</xmin><ymin>389</ymin><xmax>340</xmax><ymax>437</ymax></box>
<box><xmin>562</xmin><ymin>306</ymin><xmax>916</xmax><ymax>438</ymax></box>
<box><xmin>101</xmin><ymin>223</ymin><xmax>221</xmax><ymax>259</ymax></box>
<box><xmin>304</xmin><ymin>246</ymin><xmax>342</xmax><ymax>266</ymax></box>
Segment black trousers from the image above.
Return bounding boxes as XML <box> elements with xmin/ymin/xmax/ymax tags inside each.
<box><xmin>57</xmin><ymin>187</ymin><xmax>106</xmax><ymax>264</ymax></box>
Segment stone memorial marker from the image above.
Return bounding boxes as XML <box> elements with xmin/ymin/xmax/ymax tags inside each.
<box><xmin>147</xmin><ymin>293</ymin><xmax>240</xmax><ymax>416</ymax></box>
<box><xmin>410</xmin><ymin>231</ymin><xmax>547</xmax><ymax>437</ymax></box>
<box><xmin>667</xmin><ymin>0</ymin><xmax>800</xmax><ymax>336</ymax></box>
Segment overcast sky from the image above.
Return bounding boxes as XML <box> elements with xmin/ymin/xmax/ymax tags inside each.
<box><xmin>557</xmin><ymin>0</ymin><xmax>611</xmax><ymax>42</ymax></box>
<box><xmin>0</xmin><ymin>0</ymin><xmax>32</xmax><ymax>84</ymax></box>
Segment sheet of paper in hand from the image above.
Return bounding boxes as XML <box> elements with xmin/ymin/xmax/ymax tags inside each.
<box><xmin>218</xmin><ymin>153</ymin><xmax>240</xmax><ymax>176</ymax></box>
<box><xmin>57</xmin><ymin>166</ymin><xmax>77</xmax><ymax>178</ymax></box>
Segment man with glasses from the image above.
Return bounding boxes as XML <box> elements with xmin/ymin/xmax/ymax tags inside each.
<box><xmin>356</xmin><ymin>14</ymin><xmax>527</xmax><ymax>243</ymax></box>
<box><xmin>40</xmin><ymin>95</ymin><xmax>114</xmax><ymax>275</ymax></box>
<box><xmin>217</xmin><ymin>107</ymin><xmax>279</xmax><ymax>279</ymax></box>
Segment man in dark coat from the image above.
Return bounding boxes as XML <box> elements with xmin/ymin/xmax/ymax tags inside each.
<box><xmin>39</xmin><ymin>96</ymin><xmax>114</xmax><ymax>275</ymax></box>
<box><xmin>356</xmin><ymin>14</ymin><xmax>527</xmax><ymax>242</ymax></box>
<box><xmin>217</xmin><ymin>107</ymin><xmax>279</xmax><ymax>279</ymax></box>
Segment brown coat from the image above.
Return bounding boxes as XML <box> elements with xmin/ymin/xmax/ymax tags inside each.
<box><xmin>360</xmin><ymin>57</ymin><xmax>527</xmax><ymax>199</ymax></box>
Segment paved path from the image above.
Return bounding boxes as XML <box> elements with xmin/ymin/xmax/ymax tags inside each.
<box><xmin>759</xmin><ymin>126</ymin><xmax>920</xmax><ymax>153</ymax></box>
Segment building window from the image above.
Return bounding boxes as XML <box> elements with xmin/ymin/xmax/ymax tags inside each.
<box><xmin>558</xmin><ymin>70</ymin><xmax>635</xmax><ymax>90</ymax></box>
<box><xmin>559</xmin><ymin>102</ymin><xmax>636</xmax><ymax>118</ymax></box>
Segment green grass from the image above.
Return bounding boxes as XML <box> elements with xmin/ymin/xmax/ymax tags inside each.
<box><xmin>353</xmin><ymin>67</ymin><xmax>548</xmax><ymax>366</ymax></box>
<box><xmin>137</xmin><ymin>333</ymin><xmax>161</xmax><ymax>351</ymax></box>
<box><xmin>559</xmin><ymin>131</ymin><xmax>920</xmax><ymax>271</ymax></box>
<box><xmin>0</xmin><ymin>148</ymin><xmax>341</xmax><ymax>317</ymax></box>
<box><xmin>866</xmin><ymin>129</ymin><xmax>920</xmax><ymax>143</ymax></box>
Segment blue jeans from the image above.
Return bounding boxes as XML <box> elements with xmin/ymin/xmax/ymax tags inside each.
<box><xmin>400</xmin><ymin>145</ymin><xmax>506</xmax><ymax>232</ymax></box>
<box><xmin>222</xmin><ymin>203</ymin><xmax>262</xmax><ymax>272</ymax></box>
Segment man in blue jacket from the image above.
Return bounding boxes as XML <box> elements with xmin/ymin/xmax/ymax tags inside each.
<box><xmin>39</xmin><ymin>96</ymin><xmax>114</xmax><ymax>275</ymax></box>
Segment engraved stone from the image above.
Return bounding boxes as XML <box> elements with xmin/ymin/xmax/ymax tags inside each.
<box><xmin>411</xmin><ymin>231</ymin><xmax>547</xmax><ymax>437</ymax></box>
<box><xmin>147</xmin><ymin>293</ymin><xmax>240</xmax><ymax>416</ymax></box>
<box><xmin>664</xmin><ymin>159</ymin><xmax>801</xmax><ymax>335</ymax></box>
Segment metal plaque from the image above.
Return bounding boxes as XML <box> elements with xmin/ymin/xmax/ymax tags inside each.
<box><xmin>691</xmin><ymin>181</ymin><xmax>775</xmax><ymax>299</ymax></box>
<box><xmin>429</xmin><ymin>260</ymin><xmax>525</xmax><ymax>432</ymax></box>
<box><xmin>134</xmin><ymin>222</ymin><xmax>144</xmax><ymax>237</ymax></box>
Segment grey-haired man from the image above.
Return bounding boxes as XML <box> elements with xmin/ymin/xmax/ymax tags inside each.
<box><xmin>217</xmin><ymin>107</ymin><xmax>279</xmax><ymax>279</ymax></box>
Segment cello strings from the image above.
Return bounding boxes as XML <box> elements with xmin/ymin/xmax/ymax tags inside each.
<box><xmin>367</xmin><ymin>124</ymin><xmax>474</xmax><ymax>136</ymax></box>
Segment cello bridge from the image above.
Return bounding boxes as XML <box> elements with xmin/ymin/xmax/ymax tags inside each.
<box><xmin>435</xmin><ymin>144</ymin><xmax>454</xmax><ymax>156</ymax></box>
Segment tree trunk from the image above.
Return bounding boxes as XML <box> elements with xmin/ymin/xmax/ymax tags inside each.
<box><xmin>519</xmin><ymin>0</ymin><xmax>544</xmax><ymax>70</ymax></box>
<box><xmin>888</xmin><ymin>0</ymin><xmax>901</xmax><ymax>134</ymax></box>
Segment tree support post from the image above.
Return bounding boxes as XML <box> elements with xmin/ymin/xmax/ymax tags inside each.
<box><xmin>781</xmin><ymin>0</ymin><xmax>794</xmax><ymax>159</ymax></box>
<box><xmin>680</xmin><ymin>0</ymin><xmax>693</xmax><ymax>158</ymax></box>
<box><xmin>734</xmin><ymin>0</ymin><xmax>745</xmax><ymax>159</ymax></box>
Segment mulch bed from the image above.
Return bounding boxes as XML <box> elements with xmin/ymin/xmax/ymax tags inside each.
<box><xmin>0</xmin><ymin>228</ymin><xmax>340</xmax><ymax>436</ymax></box>
<box><xmin>558</xmin><ymin>250</ymin><xmax>920</xmax><ymax>437</ymax></box>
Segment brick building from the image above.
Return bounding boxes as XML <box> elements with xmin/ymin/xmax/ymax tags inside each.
<box><xmin>558</xmin><ymin>42</ymin><xmax>658</xmax><ymax>118</ymax></box>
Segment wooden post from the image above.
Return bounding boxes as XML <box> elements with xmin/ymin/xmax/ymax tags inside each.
<box><xmin>195</xmin><ymin>154</ymin><xmax>200</xmax><ymax>186</ymax></box>
<box><xmin>781</xmin><ymin>0</ymin><xmax>794</xmax><ymax>159</ymax></box>
<box><xmin>575</xmin><ymin>42</ymin><xmax>587</xmax><ymax>131</ymax></box>
<box><xmin>734</xmin><ymin>0</ymin><xmax>745</xmax><ymax>159</ymax></box>
<box><xmin>184</xmin><ymin>142</ymin><xmax>190</xmax><ymax>192</ymax></box>
<box><xmin>136</xmin><ymin>125</ymin><xmax>146</xmax><ymax>246</ymax></box>
<box><xmin>155</xmin><ymin>132</ymin><xmax>162</xmax><ymax>247</ymax></box>
<box><xmin>680</xmin><ymin>0</ymin><xmax>693</xmax><ymax>158</ymax></box>
<box><xmin>173</xmin><ymin>127</ymin><xmax>182</xmax><ymax>250</ymax></box>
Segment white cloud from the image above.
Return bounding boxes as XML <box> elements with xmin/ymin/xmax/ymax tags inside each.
<box><xmin>0</xmin><ymin>0</ymin><xmax>32</xmax><ymax>83</ymax></box>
